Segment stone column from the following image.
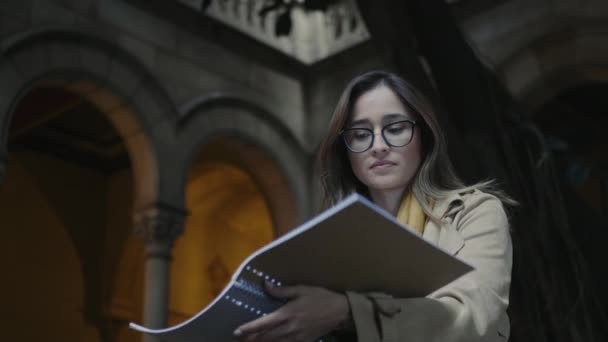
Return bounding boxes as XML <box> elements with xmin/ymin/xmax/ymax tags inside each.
<box><xmin>134</xmin><ymin>203</ymin><xmax>187</xmax><ymax>342</ymax></box>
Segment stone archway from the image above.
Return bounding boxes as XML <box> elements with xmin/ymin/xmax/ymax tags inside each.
<box><xmin>0</xmin><ymin>29</ymin><xmax>182</xmax><ymax>340</ymax></box>
<box><xmin>0</xmin><ymin>29</ymin><xmax>179</xmax><ymax>207</ymax></box>
<box><xmin>497</xmin><ymin>26</ymin><xmax>608</xmax><ymax>110</ymax></box>
<box><xmin>497</xmin><ymin>26</ymin><xmax>608</xmax><ymax>333</ymax></box>
<box><xmin>189</xmin><ymin>136</ymin><xmax>297</xmax><ymax>235</ymax></box>
<box><xmin>177</xmin><ymin>95</ymin><xmax>311</xmax><ymax>230</ymax></box>
<box><xmin>166</xmin><ymin>95</ymin><xmax>310</xmax><ymax>326</ymax></box>
<box><xmin>170</xmin><ymin>156</ymin><xmax>277</xmax><ymax>323</ymax></box>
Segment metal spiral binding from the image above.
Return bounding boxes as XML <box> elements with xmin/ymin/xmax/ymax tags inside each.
<box><xmin>224</xmin><ymin>265</ymin><xmax>325</xmax><ymax>342</ymax></box>
<box><xmin>223</xmin><ymin>265</ymin><xmax>284</xmax><ymax>317</ymax></box>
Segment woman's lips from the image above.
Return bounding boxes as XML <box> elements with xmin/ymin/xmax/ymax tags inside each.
<box><xmin>371</xmin><ymin>160</ymin><xmax>396</xmax><ymax>169</ymax></box>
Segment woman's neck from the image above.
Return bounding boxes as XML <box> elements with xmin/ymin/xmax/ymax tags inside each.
<box><xmin>369</xmin><ymin>188</ymin><xmax>407</xmax><ymax>216</ymax></box>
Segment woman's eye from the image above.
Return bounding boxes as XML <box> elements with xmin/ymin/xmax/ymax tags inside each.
<box><xmin>386</xmin><ymin>124</ymin><xmax>406</xmax><ymax>134</ymax></box>
<box><xmin>353</xmin><ymin>131</ymin><xmax>371</xmax><ymax>140</ymax></box>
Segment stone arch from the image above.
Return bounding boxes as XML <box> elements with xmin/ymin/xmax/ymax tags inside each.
<box><xmin>0</xmin><ymin>28</ymin><xmax>183</xmax><ymax>335</ymax></box>
<box><xmin>177</xmin><ymin>94</ymin><xmax>311</xmax><ymax>234</ymax></box>
<box><xmin>0</xmin><ymin>28</ymin><xmax>180</xmax><ymax>209</ymax></box>
<box><xmin>497</xmin><ymin>25</ymin><xmax>608</xmax><ymax>111</ymax></box>
<box><xmin>498</xmin><ymin>27</ymin><xmax>608</xmax><ymax>324</ymax></box>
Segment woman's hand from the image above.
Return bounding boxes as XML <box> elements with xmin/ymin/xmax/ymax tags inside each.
<box><xmin>233</xmin><ymin>282</ymin><xmax>351</xmax><ymax>342</ymax></box>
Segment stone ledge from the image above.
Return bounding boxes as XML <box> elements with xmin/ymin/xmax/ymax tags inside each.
<box><xmin>9</xmin><ymin>43</ymin><xmax>52</xmax><ymax>82</ymax></box>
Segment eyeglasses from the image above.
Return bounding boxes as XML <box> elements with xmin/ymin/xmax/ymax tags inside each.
<box><xmin>340</xmin><ymin>120</ymin><xmax>417</xmax><ymax>153</ymax></box>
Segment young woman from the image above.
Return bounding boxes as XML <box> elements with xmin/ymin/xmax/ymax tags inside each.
<box><xmin>235</xmin><ymin>71</ymin><xmax>513</xmax><ymax>342</ymax></box>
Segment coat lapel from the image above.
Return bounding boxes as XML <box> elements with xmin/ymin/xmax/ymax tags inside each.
<box><xmin>438</xmin><ymin>224</ymin><xmax>465</xmax><ymax>255</ymax></box>
<box><xmin>424</xmin><ymin>193</ymin><xmax>466</xmax><ymax>256</ymax></box>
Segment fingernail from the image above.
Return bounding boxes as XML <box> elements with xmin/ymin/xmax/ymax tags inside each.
<box><xmin>233</xmin><ymin>329</ymin><xmax>242</xmax><ymax>337</ymax></box>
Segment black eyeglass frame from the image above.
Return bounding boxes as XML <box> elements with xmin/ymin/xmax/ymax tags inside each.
<box><xmin>339</xmin><ymin>119</ymin><xmax>417</xmax><ymax>153</ymax></box>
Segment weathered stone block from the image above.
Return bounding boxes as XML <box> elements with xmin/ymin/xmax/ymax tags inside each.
<box><xmin>130</xmin><ymin>80</ymin><xmax>176</xmax><ymax>129</ymax></box>
<box><xmin>160</xmin><ymin>78</ymin><xmax>200</xmax><ymax>110</ymax></box>
<box><xmin>48</xmin><ymin>42</ymin><xmax>82</xmax><ymax>71</ymax></box>
<box><xmin>115</xmin><ymin>33</ymin><xmax>157</xmax><ymax>71</ymax></box>
<box><xmin>535</xmin><ymin>32</ymin><xmax>576</xmax><ymax>75</ymax></box>
<box><xmin>49</xmin><ymin>0</ymin><xmax>95</xmax><ymax>14</ymax></box>
<box><xmin>0</xmin><ymin>15</ymin><xmax>30</xmax><ymax>41</ymax></box>
<box><xmin>73</xmin><ymin>14</ymin><xmax>116</xmax><ymax>43</ymax></box>
<box><xmin>32</xmin><ymin>0</ymin><xmax>76</xmax><ymax>27</ymax></box>
<box><xmin>579</xmin><ymin>0</ymin><xmax>608</xmax><ymax>17</ymax></box>
<box><xmin>78</xmin><ymin>44</ymin><xmax>112</xmax><ymax>79</ymax></box>
<box><xmin>107</xmin><ymin>55</ymin><xmax>144</xmax><ymax>98</ymax></box>
<box><xmin>65</xmin><ymin>79</ymin><xmax>99</xmax><ymax>95</ymax></box>
<box><xmin>500</xmin><ymin>50</ymin><xmax>542</xmax><ymax>97</ymax></box>
<box><xmin>154</xmin><ymin>50</ymin><xmax>230</xmax><ymax>93</ymax></box>
<box><xmin>9</xmin><ymin>44</ymin><xmax>52</xmax><ymax>83</ymax></box>
<box><xmin>0</xmin><ymin>0</ymin><xmax>32</xmax><ymax>19</ymax></box>
<box><xmin>96</xmin><ymin>0</ymin><xmax>177</xmax><ymax>51</ymax></box>
<box><xmin>247</xmin><ymin>70</ymin><xmax>305</xmax><ymax>141</ymax></box>
<box><xmin>576</xmin><ymin>33</ymin><xmax>608</xmax><ymax>65</ymax></box>
<box><xmin>176</xmin><ymin>30</ymin><xmax>251</xmax><ymax>85</ymax></box>
<box><xmin>0</xmin><ymin>61</ymin><xmax>24</xmax><ymax>119</ymax></box>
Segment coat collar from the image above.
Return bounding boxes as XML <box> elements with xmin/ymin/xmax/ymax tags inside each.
<box><xmin>425</xmin><ymin>191</ymin><xmax>468</xmax><ymax>255</ymax></box>
<box><xmin>430</xmin><ymin>191</ymin><xmax>465</xmax><ymax>220</ymax></box>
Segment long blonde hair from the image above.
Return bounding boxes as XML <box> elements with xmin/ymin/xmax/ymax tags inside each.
<box><xmin>316</xmin><ymin>70</ymin><xmax>513</xmax><ymax>215</ymax></box>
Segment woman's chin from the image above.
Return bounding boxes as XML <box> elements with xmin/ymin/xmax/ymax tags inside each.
<box><xmin>365</xmin><ymin>179</ymin><xmax>407</xmax><ymax>193</ymax></box>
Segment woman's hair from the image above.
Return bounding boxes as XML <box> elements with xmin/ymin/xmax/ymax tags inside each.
<box><xmin>316</xmin><ymin>70</ymin><xmax>510</xmax><ymax>215</ymax></box>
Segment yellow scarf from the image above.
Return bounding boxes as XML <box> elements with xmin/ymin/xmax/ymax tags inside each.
<box><xmin>396</xmin><ymin>192</ymin><xmax>428</xmax><ymax>235</ymax></box>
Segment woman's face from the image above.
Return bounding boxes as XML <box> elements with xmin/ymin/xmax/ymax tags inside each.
<box><xmin>346</xmin><ymin>85</ymin><xmax>422</xmax><ymax>194</ymax></box>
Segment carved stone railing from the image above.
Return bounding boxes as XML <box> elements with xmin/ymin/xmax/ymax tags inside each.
<box><xmin>176</xmin><ymin>0</ymin><xmax>370</xmax><ymax>64</ymax></box>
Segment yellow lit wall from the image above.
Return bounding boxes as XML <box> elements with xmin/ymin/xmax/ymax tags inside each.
<box><xmin>169</xmin><ymin>162</ymin><xmax>275</xmax><ymax>323</ymax></box>
<box><xmin>105</xmin><ymin>168</ymin><xmax>145</xmax><ymax>342</ymax></box>
<box><xmin>0</xmin><ymin>150</ymin><xmax>142</xmax><ymax>342</ymax></box>
<box><xmin>0</xmin><ymin>151</ymin><xmax>105</xmax><ymax>341</ymax></box>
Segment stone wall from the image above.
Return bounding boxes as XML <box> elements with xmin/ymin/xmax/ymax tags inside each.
<box><xmin>459</xmin><ymin>0</ymin><xmax>608</xmax><ymax>106</ymax></box>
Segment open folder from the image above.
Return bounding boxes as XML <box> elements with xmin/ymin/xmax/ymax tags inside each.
<box><xmin>129</xmin><ymin>193</ymin><xmax>473</xmax><ymax>341</ymax></box>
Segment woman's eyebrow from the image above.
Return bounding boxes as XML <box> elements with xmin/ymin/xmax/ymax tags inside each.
<box><xmin>383</xmin><ymin>113</ymin><xmax>409</xmax><ymax>120</ymax></box>
<box><xmin>349</xmin><ymin>118</ymin><xmax>370</xmax><ymax>126</ymax></box>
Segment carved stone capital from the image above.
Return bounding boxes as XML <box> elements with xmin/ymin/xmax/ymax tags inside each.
<box><xmin>133</xmin><ymin>203</ymin><xmax>188</xmax><ymax>247</ymax></box>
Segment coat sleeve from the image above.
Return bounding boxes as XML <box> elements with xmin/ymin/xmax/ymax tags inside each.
<box><xmin>345</xmin><ymin>194</ymin><xmax>513</xmax><ymax>342</ymax></box>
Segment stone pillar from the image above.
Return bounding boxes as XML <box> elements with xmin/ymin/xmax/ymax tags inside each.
<box><xmin>134</xmin><ymin>203</ymin><xmax>187</xmax><ymax>342</ymax></box>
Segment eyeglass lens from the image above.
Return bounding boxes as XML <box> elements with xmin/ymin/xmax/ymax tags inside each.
<box><xmin>343</xmin><ymin>121</ymin><xmax>414</xmax><ymax>152</ymax></box>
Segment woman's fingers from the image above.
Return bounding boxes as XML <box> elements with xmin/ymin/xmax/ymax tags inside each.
<box><xmin>235</xmin><ymin>285</ymin><xmax>305</xmax><ymax>338</ymax></box>
<box><xmin>234</xmin><ymin>310</ymin><xmax>285</xmax><ymax>338</ymax></box>
<box><xmin>254</xmin><ymin>322</ymin><xmax>295</xmax><ymax>342</ymax></box>
<box><xmin>264</xmin><ymin>282</ymin><xmax>302</xmax><ymax>299</ymax></box>
<box><xmin>235</xmin><ymin>285</ymin><xmax>348</xmax><ymax>341</ymax></box>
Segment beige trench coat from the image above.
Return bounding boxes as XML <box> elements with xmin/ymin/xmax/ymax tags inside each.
<box><xmin>338</xmin><ymin>190</ymin><xmax>512</xmax><ymax>342</ymax></box>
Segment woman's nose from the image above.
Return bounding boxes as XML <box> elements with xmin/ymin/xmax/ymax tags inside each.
<box><xmin>370</xmin><ymin>131</ymin><xmax>389</xmax><ymax>153</ymax></box>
